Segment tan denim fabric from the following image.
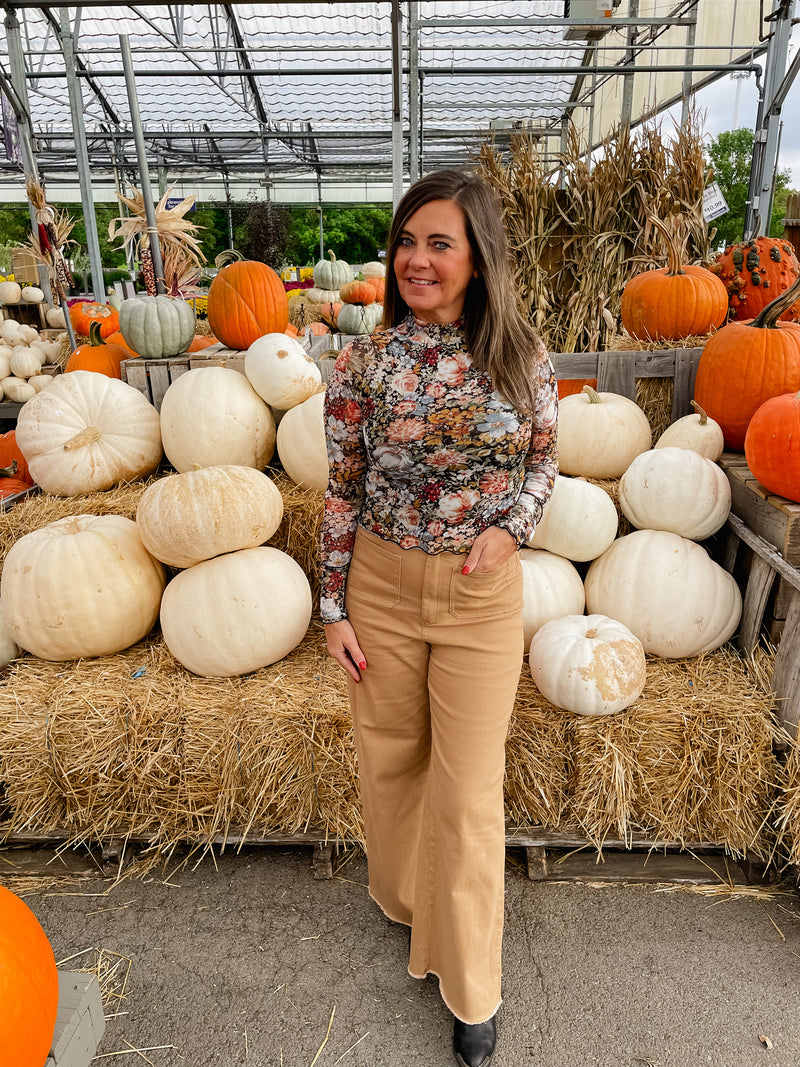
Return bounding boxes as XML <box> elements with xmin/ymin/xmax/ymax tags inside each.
<box><xmin>344</xmin><ymin>526</ymin><xmax>524</xmax><ymax>1024</ymax></box>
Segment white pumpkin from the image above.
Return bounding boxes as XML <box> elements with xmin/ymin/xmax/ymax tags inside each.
<box><xmin>619</xmin><ymin>447</ymin><xmax>731</xmax><ymax>540</ymax></box>
<box><xmin>528</xmin><ymin>614</ymin><xmax>646</xmax><ymax>716</ymax></box>
<box><xmin>1</xmin><ymin>376</ymin><xmax>35</xmax><ymax>403</ymax></box>
<box><xmin>584</xmin><ymin>529</ymin><xmax>742</xmax><ymax>658</ymax></box>
<box><xmin>0</xmin><ymin>598</ymin><xmax>20</xmax><ymax>668</ymax></box>
<box><xmin>160</xmin><ymin>546</ymin><xmax>312</xmax><ymax>677</ymax></box>
<box><xmin>0</xmin><ymin>319</ymin><xmax>23</xmax><ymax>343</ymax></box>
<box><xmin>557</xmin><ymin>386</ymin><xmax>652</xmax><ymax>478</ymax></box>
<box><xmin>244</xmin><ymin>332</ymin><xmax>322</xmax><ymax>410</ymax></box>
<box><xmin>119</xmin><ymin>294</ymin><xmax>196</xmax><ymax>358</ymax></box>
<box><xmin>529</xmin><ymin>475</ymin><xmax>618</xmax><ymax>561</ymax></box>
<box><xmin>276</xmin><ymin>388</ymin><xmax>328</xmax><ymax>491</ymax></box>
<box><xmin>361</xmin><ymin>261</ymin><xmax>386</xmax><ymax>280</ymax></box>
<box><xmin>18</xmin><ymin>324</ymin><xmax>39</xmax><ymax>344</ymax></box>
<box><xmin>0</xmin><ymin>354</ymin><xmax>11</xmax><ymax>379</ymax></box>
<box><xmin>655</xmin><ymin>402</ymin><xmax>725</xmax><ymax>461</ymax></box>
<box><xmin>46</xmin><ymin>306</ymin><xmax>67</xmax><ymax>328</ymax></box>
<box><xmin>136</xmin><ymin>465</ymin><xmax>285</xmax><ymax>568</ymax></box>
<box><xmin>14</xmin><ymin>370</ymin><xmax>162</xmax><ymax>496</ymax></box>
<box><xmin>159</xmin><ymin>366</ymin><xmax>276</xmax><ymax>473</ymax></box>
<box><xmin>519</xmin><ymin>548</ymin><xmax>586</xmax><ymax>647</ymax></box>
<box><xmin>0</xmin><ymin>281</ymin><xmax>22</xmax><ymax>304</ymax></box>
<box><xmin>337</xmin><ymin>302</ymin><xmax>383</xmax><ymax>336</ymax></box>
<box><xmin>10</xmin><ymin>346</ymin><xmax>42</xmax><ymax>379</ymax></box>
<box><xmin>1</xmin><ymin>514</ymin><xmax>166</xmax><ymax>660</ymax></box>
<box><xmin>20</xmin><ymin>286</ymin><xmax>44</xmax><ymax>303</ymax></box>
<box><xmin>305</xmin><ymin>287</ymin><xmax>340</xmax><ymax>304</ymax></box>
<box><xmin>27</xmin><ymin>374</ymin><xmax>54</xmax><ymax>393</ymax></box>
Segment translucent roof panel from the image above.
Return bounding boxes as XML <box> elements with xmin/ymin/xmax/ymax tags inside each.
<box><xmin>0</xmin><ymin>1</ymin><xmax>782</xmax><ymax>201</ymax></box>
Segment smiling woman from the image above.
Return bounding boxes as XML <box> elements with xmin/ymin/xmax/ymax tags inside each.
<box><xmin>394</xmin><ymin>199</ymin><xmax>476</xmax><ymax>324</ymax></box>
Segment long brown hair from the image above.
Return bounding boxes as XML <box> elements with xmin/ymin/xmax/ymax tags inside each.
<box><xmin>383</xmin><ymin>168</ymin><xmax>544</xmax><ymax>414</ymax></box>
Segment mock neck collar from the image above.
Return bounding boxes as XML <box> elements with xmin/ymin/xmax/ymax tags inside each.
<box><xmin>407</xmin><ymin>313</ymin><xmax>464</xmax><ymax>341</ymax></box>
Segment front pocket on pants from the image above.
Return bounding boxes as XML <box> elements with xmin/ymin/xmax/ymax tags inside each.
<box><xmin>345</xmin><ymin>530</ymin><xmax>402</xmax><ymax>608</ymax></box>
<box><xmin>448</xmin><ymin>558</ymin><xmax>520</xmax><ymax>619</ymax></box>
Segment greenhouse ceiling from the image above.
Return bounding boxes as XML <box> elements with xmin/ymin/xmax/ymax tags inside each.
<box><xmin>0</xmin><ymin>1</ymin><xmax>793</xmax><ymax>205</ymax></box>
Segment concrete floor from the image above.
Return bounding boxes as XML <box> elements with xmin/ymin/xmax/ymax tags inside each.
<box><xmin>8</xmin><ymin>845</ymin><xmax>800</xmax><ymax>1067</ymax></box>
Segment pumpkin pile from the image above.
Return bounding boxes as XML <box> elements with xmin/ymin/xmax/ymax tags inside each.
<box><xmin>522</xmin><ymin>384</ymin><xmax>739</xmax><ymax>715</ymax></box>
<box><xmin>710</xmin><ymin>236</ymin><xmax>800</xmax><ymax>322</ymax></box>
<box><xmin>289</xmin><ymin>251</ymin><xmax>385</xmax><ymax>337</ymax></box>
<box><xmin>0</xmin><ymin>315</ymin><xmax>66</xmax><ymax>403</ymax></box>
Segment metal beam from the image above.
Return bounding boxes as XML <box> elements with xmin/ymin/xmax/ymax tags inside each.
<box><xmin>59</xmin><ymin>7</ymin><xmax>105</xmax><ymax>300</ymax></box>
<box><xmin>39</xmin><ymin>6</ymin><xmax>121</xmax><ymax>126</ymax></box>
<box><xmin>390</xmin><ymin>0</ymin><xmax>403</xmax><ymax>206</ymax></box>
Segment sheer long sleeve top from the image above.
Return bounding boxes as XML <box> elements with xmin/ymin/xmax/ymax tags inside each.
<box><xmin>320</xmin><ymin>314</ymin><xmax>558</xmax><ymax>623</ymax></box>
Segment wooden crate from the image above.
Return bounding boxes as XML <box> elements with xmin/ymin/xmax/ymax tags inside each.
<box><xmin>719</xmin><ymin>452</ymin><xmax>800</xmax><ymax>566</ymax></box>
<box><xmin>1</xmin><ymin>302</ymin><xmax>47</xmax><ymax>329</ymax></box>
<box><xmin>121</xmin><ymin>345</ymin><xmax>247</xmax><ymax>411</ymax></box>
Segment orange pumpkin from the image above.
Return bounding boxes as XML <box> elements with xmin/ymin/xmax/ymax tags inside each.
<box><xmin>319</xmin><ymin>301</ymin><xmax>342</xmax><ymax>328</ymax></box>
<box><xmin>69</xmin><ymin>300</ymin><xmax>120</xmax><ymax>339</ymax></box>
<box><xmin>307</xmin><ymin>321</ymin><xmax>330</xmax><ymax>336</ymax></box>
<box><xmin>285</xmin><ymin>323</ymin><xmax>300</xmax><ymax>337</ymax></box>
<box><xmin>65</xmin><ymin>321</ymin><xmax>126</xmax><ymax>378</ymax></box>
<box><xmin>340</xmin><ymin>279</ymin><xmax>377</xmax><ymax>306</ymax></box>
<box><xmin>366</xmin><ymin>276</ymin><xmax>385</xmax><ymax>301</ymax></box>
<box><xmin>621</xmin><ymin>218</ymin><xmax>729</xmax><ymax>341</ymax></box>
<box><xmin>187</xmin><ymin>334</ymin><xmax>219</xmax><ymax>352</ymax></box>
<box><xmin>0</xmin><ymin>430</ymin><xmax>33</xmax><ymax>486</ymax></box>
<box><xmin>694</xmin><ymin>274</ymin><xmax>800</xmax><ymax>450</ymax></box>
<box><xmin>744</xmin><ymin>390</ymin><xmax>800</xmax><ymax>502</ymax></box>
<box><xmin>711</xmin><ymin>236</ymin><xmax>800</xmax><ymax>322</ymax></box>
<box><xmin>0</xmin><ymin>885</ymin><xmax>59</xmax><ymax>1067</ymax></box>
<box><xmin>558</xmin><ymin>378</ymin><xmax>597</xmax><ymax>400</ymax></box>
<box><xmin>206</xmin><ymin>260</ymin><xmax>289</xmax><ymax>349</ymax></box>
<box><xmin>105</xmin><ymin>330</ymin><xmax>141</xmax><ymax>361</ymax></box>
<box><xmin>0</xmin><ymin>467</ymin><xmax>32</xmax><ymax>499</ymax></box>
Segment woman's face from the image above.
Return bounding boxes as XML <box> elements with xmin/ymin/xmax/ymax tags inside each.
<box><xmin>393</xmin><ymin>199</ymin><xmax>475</xmax><ymax>324</ymax></box>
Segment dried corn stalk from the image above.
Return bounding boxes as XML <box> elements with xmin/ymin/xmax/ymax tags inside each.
<box><xmin>108</xmin><ymin>185</ymin><xmax>206</xmax><ymax>297</ymax></box>
<box><xmin>475</xmin><ymin>110</ymin><xmax>714</xmax><ymax>354</ymax></box>
<box><xmin>18</xmin><ymin>176</ymin><xmax>75</xmax><ymax>301</ymax></box>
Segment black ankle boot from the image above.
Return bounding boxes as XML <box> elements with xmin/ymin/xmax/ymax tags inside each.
<box><xmin>453</xmin><ymin>1014</ymin><xmax>497</xmax><ymax>1067</ymax></box>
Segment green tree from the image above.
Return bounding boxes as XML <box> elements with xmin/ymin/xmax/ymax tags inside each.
<box><xmin>706</xmin><ymin>127</ymin><xmax>792</xmax><ymax>245</ymax></box>
<box><xmin>281</xmin><ymin>205</ymin><xmax>392</xmax><ymax>267</ymax></box>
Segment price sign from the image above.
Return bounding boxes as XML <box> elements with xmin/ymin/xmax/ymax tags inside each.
<box><xmin>703</xmin><ymin>182</ymin><xmax>729</xmax><ymax>222</ymax></box>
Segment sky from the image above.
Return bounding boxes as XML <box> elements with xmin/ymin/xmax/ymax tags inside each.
<box><xmin>682</xmin><ymin>23</ymin><xmax>800</xmax><ymax>188</ymax></box>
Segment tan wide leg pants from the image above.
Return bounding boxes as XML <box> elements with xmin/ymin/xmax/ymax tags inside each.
<box><xmin>344</xmin><ymin>526</ymin><xmax>524</xmax><ymax>1024</ymax></box>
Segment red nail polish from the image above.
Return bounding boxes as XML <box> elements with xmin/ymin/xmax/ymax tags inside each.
<box><xmin>461</xmin><ymin>565</ymin><xmax>470</xmax><ymax>575</ymax></box>
<box><xmin>359</xmin><ymin>660</ymin><xmax>367</xmax><ymax>670</ymax></box>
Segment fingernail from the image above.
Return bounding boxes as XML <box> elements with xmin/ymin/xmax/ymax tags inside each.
<box><xmin>461</xmin><ymin>565</ymin><xmax>470</xmax><ymax>575</ymax></box>
<box><xmin>359</xmin><ymin>660</ymin><xmax>367</xmax><ymax>670</ymax></box>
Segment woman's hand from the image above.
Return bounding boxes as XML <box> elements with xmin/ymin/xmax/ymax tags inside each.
<box><xmin>324</xmin><ymin>619</ymin><xmax>367</xmax><ymax>683</ymax></box>
<box><xmin>461</xmin><ymin>526</ymin><xmax>518</xmax><ymax>575</ymax></box>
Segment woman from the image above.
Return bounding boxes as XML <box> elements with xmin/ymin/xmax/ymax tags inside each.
<box><xmin>320</xmin><ymin>168</ymin><xmax>558</xmax><ymax>1067</ymax></box>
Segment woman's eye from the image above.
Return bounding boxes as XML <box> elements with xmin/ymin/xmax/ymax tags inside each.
<box><xmin>433</xmin><ymin>241</ymin><xmax>450</xmax><ymax>251</ymax></box>
<box><xmin>398</xmin><ymin>236</ymin><xmax>413</xmax><ymax>247</ymax></box>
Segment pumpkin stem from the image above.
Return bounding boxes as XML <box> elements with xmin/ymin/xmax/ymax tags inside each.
<box><xmin>649</xmin><ymin>215</ymin><xmax>685</xmax><ymax>278</ymax></box>
<box><xmin>0</xmin><ymin>460</ymin><xmax>18</xmax><ymax>478</ymax></box>
<box><xmin>749</xmin><ymin>272</ymin><xmax>800</xmax><ymax>329</ymax></box>
<box><xmin>88</xmin><ymin>320</ymin><xmax>104</xmax><ymax>347</ymax></box>
<box><xmin>63</xmin><ymin>425</ymin><xmax>102</xmax><ymax>452</ymax></box>
<box><xmin>690</xmin><ymin>400</ymin><xmax>709</xmax><ymax>424</ymax></box>
<box><xmin>582</xmin><ymin>385</ymin><xmax>601</xmax><ymax>404</ymax></box>
<box><xmin>327</xmin><ymin>250</ymin><xmax>337</xmax><ymax>262</ymax></box>
<box><xmin>585</xmin><ymin>628</ymin><xmax>598</xmax><ymax>639</ymax></box>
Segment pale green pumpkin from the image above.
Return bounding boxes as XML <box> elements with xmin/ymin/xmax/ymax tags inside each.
<box><xmin>119</xmin><ymin>294</ymin><xmax>196</xmax><ymax>358</ymax></box>
<box><xmin>313</xmin><ymin>250</ymin><xmax>353</xmax><ymax>291</ymax></box>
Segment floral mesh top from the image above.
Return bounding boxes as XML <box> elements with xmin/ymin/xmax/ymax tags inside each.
<box><xmin>320</xmin><ymin>314</ymin><xmax>558</xmax><ymax>623</ymax></box>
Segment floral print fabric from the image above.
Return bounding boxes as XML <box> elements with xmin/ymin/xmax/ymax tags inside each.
<box><xmin>320</xmin><ymin>314</ymin><xmax>558</xmax><ymax>623</ymax></box>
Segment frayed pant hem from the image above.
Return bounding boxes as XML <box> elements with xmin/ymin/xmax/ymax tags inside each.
<box><xmin>407</xmin><ymin>964</ymin><xmax>502</xmax><ymax>1026</ymax></box>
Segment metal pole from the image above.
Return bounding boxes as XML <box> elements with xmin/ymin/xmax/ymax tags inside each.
<box><xmin>390</xmin><ymin>0</ymin><xmax>404</xmax><ymax>207</ymax></box>
<box><xmin>3</xmin><ymin>11</ymin><xmax>56</xmax><ymax>307</ymax></box>
<box><xmin>317</xmin><ymin>171</ymin><xmax>324</xmax><ymax>259</ymax></box>
<box><xmin>744</xmin><ymin>0</ymin><xmax>797</xmax><ymax>238</ymax></box>
<box><xmin>408</xmin><ymin>1</ymin><xmax>420</xmax><ymax>183</ymax></box>
<box><xmin>119</xmin><ymin>34</ymin><xmax>166</xmax><ymax>293</ymax></box>
<box><xmin>60</xmin><ymin>9</ymin><xmax>105</xmax><ymax>302</ymax></box>
<box><xmin>680</xmin><ymin>2</ymin><xmax>699</xmax><ymax>126</ymax></box>
<box><xmin>621</xmin><ymin>0</ymin><xmax>639</xmax><ymax>128</ymax></box>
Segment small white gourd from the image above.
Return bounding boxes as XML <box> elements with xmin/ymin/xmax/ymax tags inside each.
<box><xmin>0</xmin><ymin>355</ymin><xmax>11</xmax><ymax>379</ymax></box>
<box><xmin>46</xmin><ymin>306</ymin><xmax>66</xmax><ymax>328</ymax></box>
<box><xmin>0</xmin><ymin>320</ymin><xmax>23</xmax><ymax>344</ymax></box>
<box><xmin>528</xmin><ymin>614</ymin><xmax>647</xmax><ymax>716</ymax></box>
<box><xmin>20</xmin><ymin>286</ymin><xmax>44</xmax><ymax>303</ymax></box>
<box><xmin>2</xmin><ymin>376</ymin><xmax>36</xmax><ymax>403</ymax></box>
<box><xmin>10</xmin><ymin>347</ymin><xmax>43</xmax><ymax>379</ymax></box>
<box><xmin>0</xmin><ymin>281</ymin><xmax>22</xmax><ymax>304</ymax></box>
<box><xmin>655</xmin><ymin>401</ymin><xmax>725</xmax><ymax>461</ymax></box>
<box><xmin>557</xmin><ymin>385</ymin><xmax>652</xmax><ymax>478</ymax></box>
<box><xmin>18</xmin><ymin>324</ymin><xmax>39</xmax><ymax>343</ymax></box>
<box><xmin>27</xmin><ymin>374</ymin><xmax>54</xmax><ymax>393</ymax></box>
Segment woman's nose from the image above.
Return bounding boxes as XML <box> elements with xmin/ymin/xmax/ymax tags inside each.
<box><xmin>407</xmin><ymin>244</ymin><xmax>430</xmax><ymax>268</ymax></box>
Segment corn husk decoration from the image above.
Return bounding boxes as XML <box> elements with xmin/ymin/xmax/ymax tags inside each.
<box><xmin>19</xmin><ymin>176</ymin><xmax>75</xmax><ymax>301</ymax></box>
<box><xmin>108</xmin><ymin>184</ymin><xmax>206</xmax><ymax>297</ymax></box>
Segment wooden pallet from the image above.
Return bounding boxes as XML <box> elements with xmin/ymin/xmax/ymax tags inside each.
<box><xmin>1</xmin><ymin>302</ymin><xmax>47</xmax><ymax>329</ymax></box>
